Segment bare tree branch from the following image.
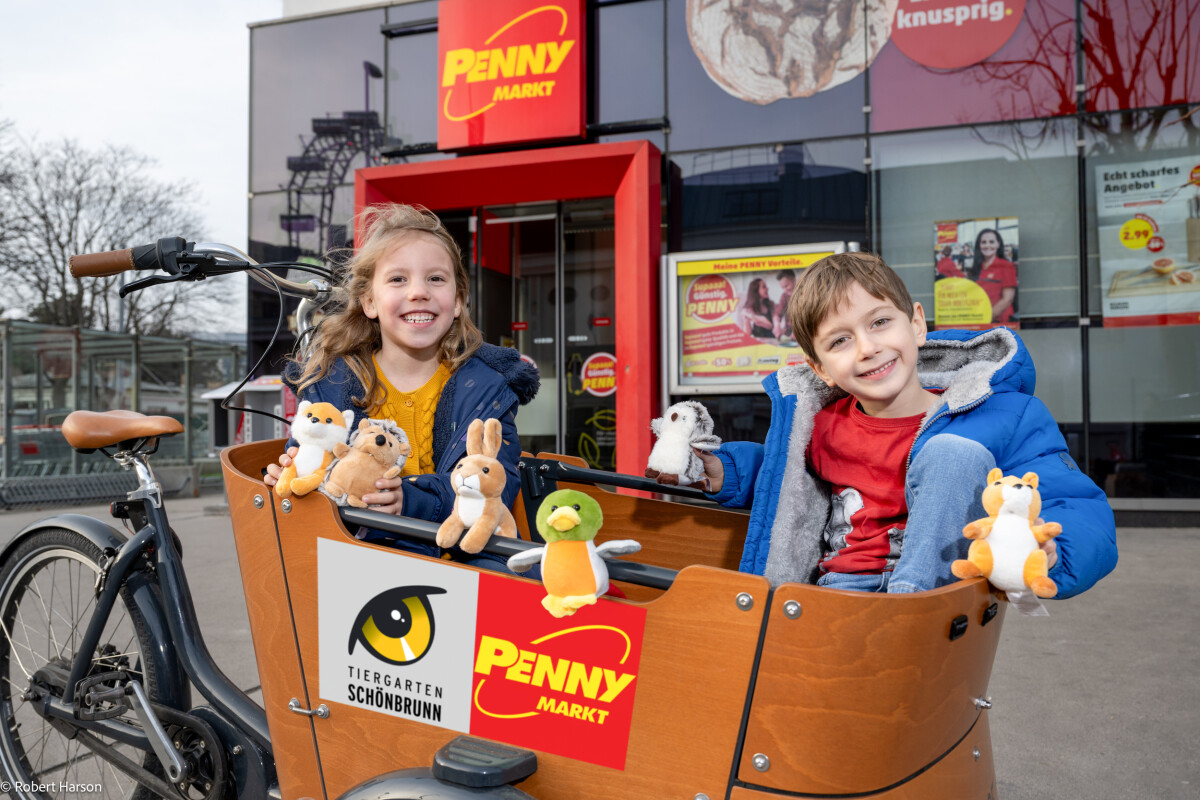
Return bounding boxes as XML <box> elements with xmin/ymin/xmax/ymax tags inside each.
<box><xmin>0</xmin><ymin>135</ymin><xmax>221</xmax><ymax>335</ymax></box>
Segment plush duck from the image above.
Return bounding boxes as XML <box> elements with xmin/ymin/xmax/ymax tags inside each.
<box><xmin>507</xmin><ymin>489</ymin><xmax>641</xmax><ymax>618</ymax></box>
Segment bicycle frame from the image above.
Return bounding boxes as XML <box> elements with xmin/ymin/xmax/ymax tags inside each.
<box><xmin>27</xmin><ymin>449</ymin><xmax>274</xmax><ymax>783</ymax></box>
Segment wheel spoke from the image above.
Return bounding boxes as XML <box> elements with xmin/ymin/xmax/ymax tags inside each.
<box><xmin>0</xmin><ymin>539</ymin><xmax>159</xmax><ymax>800</ymax></box>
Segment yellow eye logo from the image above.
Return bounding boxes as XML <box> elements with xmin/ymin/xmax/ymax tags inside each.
<box><xmin>348</xmin><ymin>586</ymin><xmax>447</xmax><ymax>666</ymax></box>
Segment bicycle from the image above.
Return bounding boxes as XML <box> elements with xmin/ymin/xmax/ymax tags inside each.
<box><xmin>0</xmin><ymin>238</ymin><xmax>1006</xmax><ymax>800</ymax></box>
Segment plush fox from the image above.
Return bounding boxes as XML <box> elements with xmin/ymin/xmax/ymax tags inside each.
<box><xmin>952</xmin><ymin>468</ymin><xmax>1062</xmax><ymax>600</ymax></box>
<box><xmin>274</xmin><ymin>400</ymin><xmax>354</xmax><ymax>498</ymax></box>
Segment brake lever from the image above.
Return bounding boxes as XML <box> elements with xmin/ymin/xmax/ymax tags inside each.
<box><xmin>118</xmin><ymin>272</ymin><xmax>184</xmax><ymax>297</ymax></box>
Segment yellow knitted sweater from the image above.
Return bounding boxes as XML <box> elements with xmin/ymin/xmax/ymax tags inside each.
<box><xmin>371</xmin><ymin>359</ymin><xmax>452</xmax><ymax>476</ymax></box>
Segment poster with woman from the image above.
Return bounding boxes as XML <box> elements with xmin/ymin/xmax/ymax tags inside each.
<box><xmin>933</xmin><ymin>217</ymin><xmax>1020</xmax><ymax>330</ymax></box>
<box><xmin>666</xmin><ymin>243</ymin><xmax>845</xmax><ymax>394</ymax></box>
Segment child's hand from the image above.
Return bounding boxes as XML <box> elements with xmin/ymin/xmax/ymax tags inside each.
<box><xmin>362</xmin><ymin>475</ymin><xmax>405</xmax><ymax>515</ymax></box>
<box><xmin>693</xmin><ymin>447</ymin><xmax>725</xmax><ymax>493</ymax></box>
<box><xmin>263</xmin><ymin>447</ymin><xmax>297</xmax><ymax>487</ymax></box>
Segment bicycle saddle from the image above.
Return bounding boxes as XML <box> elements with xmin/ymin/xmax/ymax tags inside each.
<box><xmin>61</xmin><ymin>410</ymin><xmax>184</xmax><ymax>451</ymax></box>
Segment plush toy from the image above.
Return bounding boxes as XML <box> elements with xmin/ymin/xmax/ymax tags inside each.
<box><xmin>275</xmin><ymin>400</ymin><xmax>354</xmax><ymax>498</ymax></box>
<box><xmin>951</xmin><ymin>468</ymin><xmax>1062</xmax><ymax>612</ymax></box>
<box><xmin>507</xmin><ymin>489</ymin><xmax>641</xmax><ymax>618</ymax></box>
<box><xmin>644</xmin><ymin>401</ymin><xmax>721</xmax><ymax>488</ymax></box>
<box><xmin>435</xmin><ymin>418</ymin><xmax>519</xmax><ymax>554</ymax></box>
<box><xmin>321</xmin><ymin>418</ymin><xmax>412</xmax><ymax>508</ymax></box>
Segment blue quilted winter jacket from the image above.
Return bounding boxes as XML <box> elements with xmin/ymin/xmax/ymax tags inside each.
<box><xmin>709</xmin><ymin>328</ymin><xmax>1117</xmax><ymax>599</ymax></box>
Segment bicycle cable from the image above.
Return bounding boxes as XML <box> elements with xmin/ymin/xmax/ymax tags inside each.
<box><xmin>219</xmin><ymin>269</ymin><xmax>291</xmax><ymax>427</ymax></box>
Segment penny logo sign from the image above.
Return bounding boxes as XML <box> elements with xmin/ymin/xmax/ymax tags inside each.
<box><xmin>686</xmin><ymin>276</ymin><xmax>738</xmax><ymax>324</ymax></box>
<box><xmin>438</xmin><ymin>0</ymin><xmax>586</xmax><ymax>149</ymax></box>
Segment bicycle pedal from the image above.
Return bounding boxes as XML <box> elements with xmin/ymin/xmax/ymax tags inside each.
<box><xmin>74</xmin><ymin>671</ymin><xmax>131</xmax><ymax>721</ymax></box>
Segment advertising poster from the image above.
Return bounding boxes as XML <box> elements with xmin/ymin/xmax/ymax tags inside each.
<box><xmin>1095</xmin><ymin>155</ymin><xmax>1200</xmax><ymax>327</ymax></box>
<box><xmin>318</xmin><ymin>538</ymin><xmax>646</xmax><ymax>769</ymax></box>
<box><xmin>933</xmin><ymin>217</ymin><xmax>1020</xmax><ymax>330</ymax></box>
<box><xmin>673</xmin><ymin>247</ymin><xmax>838</xmax><ymax>393</ymax></box>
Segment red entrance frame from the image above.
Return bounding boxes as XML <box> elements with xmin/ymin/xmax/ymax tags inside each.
<box><xmin>355</xmin><ymin>140</ymin><xmax>661</xmax><ymax>476</ymax></box>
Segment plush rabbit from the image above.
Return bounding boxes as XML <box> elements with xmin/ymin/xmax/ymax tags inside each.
<box><xmin>435</xmin><ymin>418</ymin><xmax>519</xmax><ymax>554</ymax></box>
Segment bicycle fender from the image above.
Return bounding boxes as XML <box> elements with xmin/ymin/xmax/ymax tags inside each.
<box><xmin>335</xmin><ymin>770</ymin><xmax>535</xmax><ymax>800</ymax></box>
<box><xmin>3</xmin><ymin>513</ymin><xmax>191</xmax><ymax>709</ymax></box>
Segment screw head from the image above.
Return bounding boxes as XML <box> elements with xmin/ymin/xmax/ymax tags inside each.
<box><xmin>752</xmin><ymin>753</ymin><xmax>770</xmax><ymax>772</ymax></box>
<box><xmin>736</xmin><ymin>592</ymin><xmax>754</xmax><ymax>611</ymax></box>
<box><xmin>281</xmin><ymin>499</ymin><xmax>292</xmax><ymax>513</ymax></box>
<box><xmin>783</xmin><ymin>600</ymin><xmax>802</xmax><ymax>619</ymax></box>
<box><xmin>973</xmin><ymin>747</ymin><xmax>981</xmax><ymax>761</ymax></box>
<box><xmin>694</xmin><ymin>794</ymin><xmax>711</xmax><ymax>800</ymax></box>
<box><xmin>253</xmin><ymin>495</ymin><xmax>264</xmax><ymax>508</ymax></box>
<box><xmin>232</xmin><ymin>745</ymin><xmax>244</xmax><ymax>755</ymax></box>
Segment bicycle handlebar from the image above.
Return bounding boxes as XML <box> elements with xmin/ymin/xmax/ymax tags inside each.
<box><xmin>68</xmin><ymin>243</ymin><xmax>160</xmax><ymax>278</ymax></box>
<box><xmin>68</xmin><ymin>237</ymin><xmax>330</xmax><ymax>303</ymax></box>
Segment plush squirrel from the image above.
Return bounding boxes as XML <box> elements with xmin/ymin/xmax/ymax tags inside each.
<box><xmin>507</xmin><ymin>489</ymin><xmax>641</xmax><ymax>618</ymax></box>
<box><xmin>321</xmin><ymin>418</ymin><xmax>411</xmax><ymax>508</ymax></box>
<box><xmin>645</xmin><ymin>401</ymin><xmax>721</xmax><ymax>488</ymax></box>
<box><xmin>275</xmin><ymin>400</ymin><xmax>354</xmax><ymax>498</ymax></box>
<box><xmin>435</xmin><ymin>418</ymin><xmax>519</xmax><ymax>554</ymax></box>
<box><xmin>952</xmin><ymin>468</ymin><xmax>1062</xmax><ymax>614</ymax></box>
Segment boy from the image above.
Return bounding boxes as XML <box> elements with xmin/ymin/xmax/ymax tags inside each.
<box><xmin>692</xmin><ymin>253</ymin><xmax>1116</xmax><ymax>596</ymax></box>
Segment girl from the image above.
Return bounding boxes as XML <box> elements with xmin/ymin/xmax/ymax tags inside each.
<box><xmin>264</xmin><ymin>203</ymin><xmax>539</xmax><ymax>564</ymax></box>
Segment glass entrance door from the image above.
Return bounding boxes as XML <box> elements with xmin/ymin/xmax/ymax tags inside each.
<box><xmin>472</xmin><ymin>199</ymin><xmax>617</xmax><ymax>468</ymax></box>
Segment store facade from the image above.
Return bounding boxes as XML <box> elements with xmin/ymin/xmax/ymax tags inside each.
<box><xmin>248</xmin><ymin>0</ymin><xmax>1200</xmax><ymax>498</ymax></box>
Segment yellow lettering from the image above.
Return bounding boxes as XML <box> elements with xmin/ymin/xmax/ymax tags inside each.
<box><xmin>474</xmin><ymin>636</ymin><xmax>518</xmax><ymax>675</ymax></box>
<box><xmin>545</xmin><ymin>40</ymin><xmax>575</xmax><ymax>73</ymax></box>
<box><xmin>532</xmin><ymin>653</ymin><xmax>567</xmax><ymax>692</ymax></box>
<box><xmin>442</xmin><ymin>48</ymin><xmax>475</xmax><ymax>87</ymax></box>
<box><xmin>492</xmin><ymin>84</ymin><xmax>509</xmax><ymax>102</ymax></box>
<box><xmin>543</xmin><ymin>80</ymin><xmax>555</xmax><ymax>96</ymax></box>
<box><xmin>505</xmin><ymin>650</ymin><xmax>537</xmax><ymax>683</ymax></box>
<box><xmin>488</xmin><ymin>47</ymin><xmax>518</xmax><ymax>80</ymax></box>
<box><xmin>516</xmin><ymin>42</ymin><xmax>548</xmax><ymax>76</ymax></box>
<box><xmin>598</xmin><ymin>669</ymin><xmax>635</xmax><ymax>703</ymax></box>
<box><xmin>467</xmin><ymin>49</ymin><xmax>490</xmax><ymax>82</ymax></box>
<box><xmin>565</xmin><ymin>661</ymin><xmax>602</xmax><ymax>700</ymax></box>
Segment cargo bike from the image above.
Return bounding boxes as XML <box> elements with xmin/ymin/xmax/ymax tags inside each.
<box><xmin>0</xmin><ymin>240</ymin><xmax>1005</xmax><ymax>800</ymax></box>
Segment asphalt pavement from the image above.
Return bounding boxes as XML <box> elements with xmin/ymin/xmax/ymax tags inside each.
<box><xmin>1</xmin><ymin>494</ymin><xmax>1195</xmax><ymax>800</ymax></box>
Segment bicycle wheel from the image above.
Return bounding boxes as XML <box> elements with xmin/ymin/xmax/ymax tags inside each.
<box><xmin>0</xmin><ymin>527</ymin><xmax>162</xmax><ymax>800</ymax></box>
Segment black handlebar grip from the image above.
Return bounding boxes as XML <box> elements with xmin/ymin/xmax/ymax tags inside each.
<box><xmin>69</xmin><ymin>243</ymin><xmax>159</xmax><ymax>278</ymax></box>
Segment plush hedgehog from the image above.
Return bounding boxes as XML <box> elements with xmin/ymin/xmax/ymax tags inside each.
<box><xmin>321</xmin><ymin>418</ymin><xmax>411</xmax><ymax>508</ymax></box>
<box><xmin>274</xmin><ymin>400</ymin><xmax>354</xmax><ymax>498</ymax></box>
<box><xmin>644</xmin><ymin>401</ymin><xmax>721</xmax><ymax>487</ymax></box>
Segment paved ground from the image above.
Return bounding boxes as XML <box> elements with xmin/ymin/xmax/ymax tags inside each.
<box><xmin>1</xmin><ymin>495</ymin><xmax>1195</xmax><ymax>799</ymax></box>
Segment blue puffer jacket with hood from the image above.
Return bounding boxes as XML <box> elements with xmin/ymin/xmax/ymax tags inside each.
<box><xmin>285</xmin><ymin>343</ymin><xmax>539</xmax><ymax>523</ymax></box>
<box><xmin>709</xmin><ymin>328</ymin><xmax>1117</xmax><ymax>599</ymax></box>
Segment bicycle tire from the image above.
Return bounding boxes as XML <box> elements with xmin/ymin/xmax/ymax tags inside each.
<box><xmin>0</xmin><ymin>527</ymin><xmax>164</xmax><ymax>800</ymax></box>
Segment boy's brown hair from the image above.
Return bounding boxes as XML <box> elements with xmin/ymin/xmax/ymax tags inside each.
<box><xmin>787</xmin><ymin>252</ymin><xmax>915</xmax><ymax>361</ymax></box>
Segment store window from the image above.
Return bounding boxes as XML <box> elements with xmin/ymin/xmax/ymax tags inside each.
<box><xmin>1083</xmin><ymin>106</ymin><xmax>1200</xmax><ymax>498</ymax></box>
<box><xmin>873</xmin><ymin>120</ymin><xmax>1080</xmax><ymax>327</ymax></box>
<box><xmin>664</xmin><ymin>0</ymin><xmax>867</xmax><ymax>152</ymax></box>
<box><xmin>1082</xmin><ymin>0</ymin><xmax>1200</xmax><ymax>113</ymax></box>
<box><xmin>870</xmin><ymin>0</ymin><xmax>1076</xmax><ymax>133</ymax></box>
<box><xmin>386</xmin><ymin>29</ymin><xmax>439</xmax><ymax>148</ymax></box>
<box><xmin>250</xmin><ymin>9</ymin><xmax>387</xmax><ymax>195</ymax></box>
<box><xmin>596</xmin><ymin>0</ymin><xmax>664</xmax><ymax>124</ymax></box>
<box><xmin>385</xmin><ymin>1</ymin><xmax>440</xmax><ymax>148</ymax></box>
<box><xmin>671</xmin><ymin>140</ymin><xmax>867</xmax><ymax>253</ymax></box>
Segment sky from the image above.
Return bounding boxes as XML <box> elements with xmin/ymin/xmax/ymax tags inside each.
<box><xmin>0</xmin><ymin>0</ymin><xmax>284</xmax><ymax>331</ymax></box>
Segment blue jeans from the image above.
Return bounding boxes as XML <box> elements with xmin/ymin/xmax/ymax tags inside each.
<box><xmin>819</xmin><ymin>434</ymin><xmax>995</xmax><ymax>595</ymax></box>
